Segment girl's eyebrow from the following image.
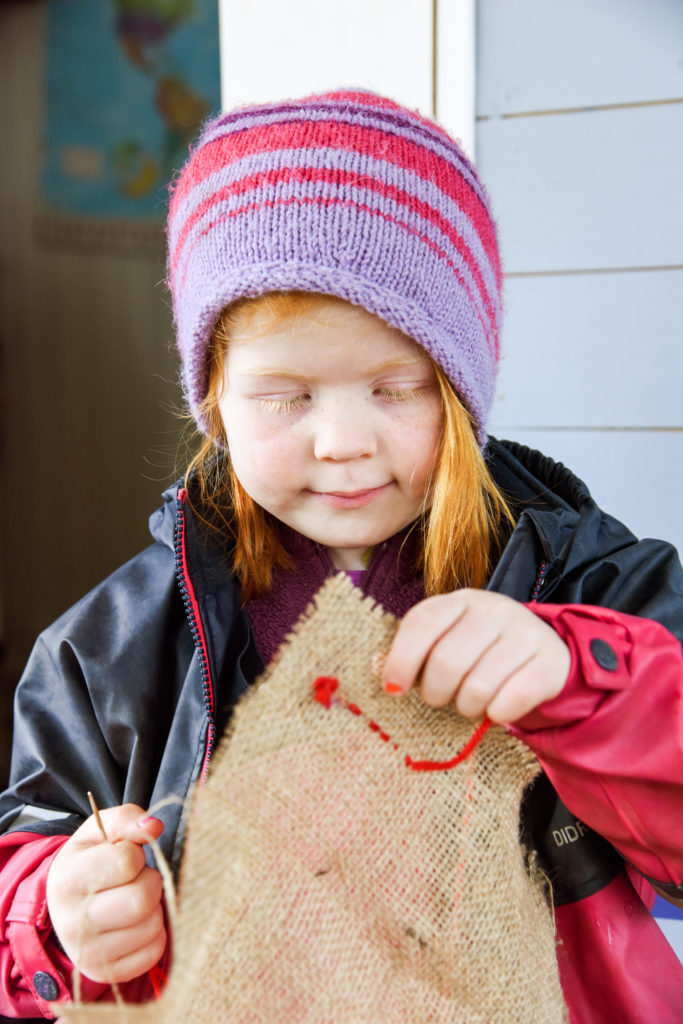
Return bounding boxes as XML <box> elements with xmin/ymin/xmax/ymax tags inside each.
<box><xmin>239</xmin><ymin>368</ymin><xmax>310</xmax><ymax>381</ymax></box>
<box><xmin>366</xmin><ymin>357</ymin><xmax>427</xmax><ymax>373</ymax></box>
<box><xmin>240</xmin><ymin>357</ymin><xmax>426</xmax><ymax>380</ymax></box>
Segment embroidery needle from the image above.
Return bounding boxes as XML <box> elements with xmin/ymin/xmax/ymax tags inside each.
<box><xmin>87</xmin><ymin>790</ymin><xmax>109</xmax><ymax>841</ymax></box>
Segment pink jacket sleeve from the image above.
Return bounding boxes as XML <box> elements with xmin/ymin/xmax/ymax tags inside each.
<box><xmin>0</xmin><ymin>831</ymin><xmax>162</xmax><ymax>1017</ymax></box>
<box><xmin>0</xmin><ymin>831</ymin><xmax>111</xmax><ymax>1017</ymax></box>
<box><xmin>511</xmin><ymin>603</ymin><xmax>683</xmax><ymax>887</ymax></box>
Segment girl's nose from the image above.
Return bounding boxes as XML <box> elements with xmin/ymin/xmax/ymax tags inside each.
<box><xmin>313</xmin><ymin>405</ymin><xmax>377</xmax><ymax>462</ymax></box>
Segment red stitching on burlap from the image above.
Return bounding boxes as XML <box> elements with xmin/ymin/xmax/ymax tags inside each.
<box><xmin>148</xmin><ymin>964</ymin><xmax>168</xmax><ymax>999</ymax></box>
<box><xmin>313</xmin><ymin>676</ymin><xmax>492</xmax><ymax>771</ymax></box>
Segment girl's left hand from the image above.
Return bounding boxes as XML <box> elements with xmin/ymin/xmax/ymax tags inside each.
<box><xmin>382</xmin><ymin>590</ymin><xmax>571</xmax><ymax>724</ymax></box>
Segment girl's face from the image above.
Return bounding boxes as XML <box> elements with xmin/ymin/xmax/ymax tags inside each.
<box><xmin>218</xmin><ymin>299</ymin><xmax>442</xmax><ymax>570</ymax></box>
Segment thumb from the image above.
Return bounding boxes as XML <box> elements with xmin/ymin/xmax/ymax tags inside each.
<box><xmin>73</xmin><ymin>803</ymin><xmax>164</xmax><ymax>848</ymax></box>
<box><xmin>124</xmin><ymin>812</ymin><xmax>165</xmax><ymax>846</ymax></box>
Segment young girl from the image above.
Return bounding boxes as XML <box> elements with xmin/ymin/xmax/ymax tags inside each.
<box><xmin>1</xmin><ymin>90</ymin><xmax>682</xmax><ymax>1023</ymax></box>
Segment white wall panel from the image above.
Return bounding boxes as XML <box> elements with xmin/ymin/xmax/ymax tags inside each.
<box><xmin>477</xmin><ymin>1</ymin><xmax>683</xmax><ymax>562</ymax></box>
<box><xmin>477</xmin><ymin>0</ymin><xmax>683</xmax><ymax>115</ymax></box>
<box><xmin>220</xmin><ymin>0</ymin><xmax>433</xmax><ymax>116</ymax></box>
<box><xmin>478</xmin><ymin>103</ymin><xmax>683</xmax><ymax>273</ymax></box>
<box><xmin>490</xmin><ymin>429</ymin><xmax>683</xmax><ymax>557</ymax></box>
<box><xmin>436</xmin><ymin>0</ymin><xmax>476</xmax><ymax>157</ymax></box>
<box><xmin>218</xmin><ymin>0</ymin><xmax>477</xmax><ymax>183</ymax></box>
<box><xmin>491</xmin><ymin>270</ymin><xmax>683</xmax><ymax>428</ymax></box>
<box><xmin>478</xmin><ymin>0</ymin><xmax>683</xmax><ymax>952</ymax></box>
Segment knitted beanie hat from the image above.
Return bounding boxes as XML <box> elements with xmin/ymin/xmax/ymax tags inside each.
<box><xmin>167</xmin><ymin>89</ymin><xmax>502</xmax><ymax>444</ymax></box>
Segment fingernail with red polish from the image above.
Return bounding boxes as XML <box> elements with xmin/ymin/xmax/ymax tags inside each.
<box><xmin>137</xmin><ymin>815</ymin><xmax>161</xmax><ymax>829</ymax></box>
<box><xmin>384</xmin><ymin>681</ymin><xmax>403</xmax><ymax>695</ymax></box>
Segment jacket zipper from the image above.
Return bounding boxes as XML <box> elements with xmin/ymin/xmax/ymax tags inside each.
<box><xmin>175</xmin><ymin>487</ymin><xmax>216</xmax><ymax>777</ymax></box>
<box><xmin>530</xmin><ymin>560</ymin><xmax>549</xmax><ymax>603</ymax></box>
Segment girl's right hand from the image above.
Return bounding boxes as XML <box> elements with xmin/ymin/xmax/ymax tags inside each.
<box><xmin>45</xmin><ymin>804</ymin><xmax>167</xmax><ymax>984</ymax></box>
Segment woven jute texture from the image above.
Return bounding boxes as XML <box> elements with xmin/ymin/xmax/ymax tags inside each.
<box><xmin>61</xmin><ymin>574</ymin><xmax>567</xmax><ymax>1023</ymax></box>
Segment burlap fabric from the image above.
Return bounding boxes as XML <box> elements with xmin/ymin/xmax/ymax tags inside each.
<box><xmin>61</xmin><ymin>574</ymin><xmax>567</xmax><ymax>1023</ymax></box>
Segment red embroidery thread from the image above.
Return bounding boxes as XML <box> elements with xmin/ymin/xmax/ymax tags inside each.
<box><xmin>148</xmin><ymin>964</ymin><xmax>168</xmax><ymax>1000</ymax></box>
<box><xmin>313</xmin><ymin>676</ymin><xmax>492</xmax><ymax>772</ymax></box>
<box><xmin>312</xmin><ymin>675</ymin><xmax>339</xmax><ymax>708</ymax></box>
<box><xmin>404</xmin><ymin>717</ymin><xmax>492</xmax><ymax>771</ymax></box>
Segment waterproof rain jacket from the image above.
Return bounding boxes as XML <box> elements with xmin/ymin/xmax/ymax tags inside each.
<box><xmin>0</xmin><ymin>439</ymin><xmax>682</xmax><ymax>1022</ymax></box>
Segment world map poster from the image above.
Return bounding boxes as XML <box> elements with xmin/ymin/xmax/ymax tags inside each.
<box><xmin>39</xmin><ymin>0</ymin><xmax>221</xmax><ymax>251</ymax></box>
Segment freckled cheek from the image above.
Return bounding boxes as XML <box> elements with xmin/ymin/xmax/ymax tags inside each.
<box><xmin>223</xmin><ymin>404</ymin><xmax>281</xmax><ymax>451</ymax></box>
<box><xmin>392</xmin><ymin>411</ymin><xmax>441</xmax><ymax>494</ymax></box>
<box><xmin>226</xmin><ymin>418</ymin><xmax>305</xmax><ymax>497</ymax></box>
<box><xmin>255</xmin><ymin>438</ymin><xmax>302</xmax><ymax>484</ymax></box>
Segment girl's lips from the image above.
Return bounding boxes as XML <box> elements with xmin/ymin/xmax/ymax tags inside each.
<box><xmin>311</xmin><ymin>483</ymin><xmax>391</xmax><ymax>509</ymax></box>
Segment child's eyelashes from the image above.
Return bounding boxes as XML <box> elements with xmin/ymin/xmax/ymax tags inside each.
<box><xmin>257</xmin><ymin>385</ymin><xmax>430</xmax><ymax>413</ymax></box>
<box><xmin>375</xmin><ymin>386</ymin><xmax>430</xmax><ymax>402</ymax></box>
<box><xmin>259</xmin><ymin>394</ymin><xmax>310</xmax><ymax>414</ymax></box>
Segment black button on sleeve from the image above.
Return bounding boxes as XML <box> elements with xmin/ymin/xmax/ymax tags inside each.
<box><xmin>589</xmin><ymin>638</ymin><xmax>618</xmax><ymax>672</ymax></box>
<box><xmin>33</xmin><ymin>970</ymin><xmax>59</xmax><ymax>1001</ymax></box>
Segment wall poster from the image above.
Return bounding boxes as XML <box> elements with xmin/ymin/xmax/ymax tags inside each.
<box><xmin>37</xmin><ymin>0</ymin><xmax>221</xmax><ymax>253</ymax></box>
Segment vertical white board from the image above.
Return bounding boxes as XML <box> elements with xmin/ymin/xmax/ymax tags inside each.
<box><xmin>436</xmin><ymin>0</ymin><xmax>476</xmax><ymax>158</ymax></box>
<box><xmin>477</xmin><ymin>1</ymin><xmax>683</xmax><ymax>557</ymax></box>
<box><xmin>218</xmin><ymin>0</ymin><xmax>476</xmax><ymax>152</ymax></box>
<box><xmin>219</xmin><ymin>0</ymin><xmax>433</xmax><ymax>115</ymax></box>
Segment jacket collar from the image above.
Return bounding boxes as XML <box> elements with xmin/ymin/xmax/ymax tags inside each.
<box><xmin>486</xmin><ymin>437</ymin><xmax>637</xmax><ymax>599</ymax></box>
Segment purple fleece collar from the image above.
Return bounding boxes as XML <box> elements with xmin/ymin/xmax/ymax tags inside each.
<box><xmin>245</xmin><ymin>524</ymin><xmax>425</xmax><ymax>666</ymax></box>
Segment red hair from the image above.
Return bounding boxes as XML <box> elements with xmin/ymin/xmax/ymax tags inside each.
<box><xmin>185</xmin><ymin>293</ymin><xmax>513</xmax><ymax>600</ymax></box>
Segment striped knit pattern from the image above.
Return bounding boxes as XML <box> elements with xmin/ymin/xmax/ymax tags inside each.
<box><xmin>167</xmin><ymin>90</ymin><xmax>503</xmax><ymax>444</ymax></box>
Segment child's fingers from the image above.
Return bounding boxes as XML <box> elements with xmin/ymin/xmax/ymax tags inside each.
<box><xmin>485</xmin><ymin>653</ymin><xmax>567</xmax><ymax>723</ymax></box>
<box><xmin>47</xmin><ymin>805</ymin><xmax>168</xmax><ymax>977</ymax></box>
<box><xmin>383</xmin><ymin>590</ymin><xmax>571</xmax><ymax>721</ymax></box>
<box><xmin>76</xmin><ymin>866</ymin><xmax>164</xmax><ymax>935</ymax></box>
<box><xmin>74</xmin><ymin>909</ymin><xmax>167</xmax><ymax>984</ymax></box>
<box><xmin>95</xmin><ymin>924</ymin><xmax>168</xmax><ymax>985</ymax></box>
<box><xmin>90</xmin><ymin>903</ymin><xmax>165</xmax><ymax>961</ymax></box>
<box><xmin>457</xmin><ymin>628</ymin><xmax>568</xmax><ymax>722</ymax></box>
<box><xmin>447</xmin><ymin>630</ymin><xmax>543</xmax><ymax>719</ymax></box>
<box><xmin>382</xmin><ymin>591</ymin><xmax>472</xmax><ymax>692</ymax></box>
<box><xmin>442</xmin><ymin>617</ymin><xmax>569</xmax><ymax>722</ymax></box>
<box><xmin>68</xmin><ymin>804</ymin><xmax>159</xmax><ymax>849</ymax></box>
<box><xmin>416</xmin><ymin>608</ymin><xmax>508</xmax><ymax>708</ymax></box>
<box><xmin>100</xmin><ymin>924</ymin><xmax>168</xmax><ymax>985</ymax></box>
<box><xmin>48</xmin><ymin>856</ymin><xmax>166</xmax><ymax>972</ymax></box>
<box><xmin>121</xmin><ymin>814</ymin><xmax>164</xmax><ymax>846</ymax></box>
<box><xmin>56</xmin><ymin>805</ymin><xmax>165</xmax><ymax>893</ymax></box>
<box><xmin>53</xmin><ymin>835</ymin><xmax>148</xmax><ymax>901</ymax></box>
<box><xmin>94</xmin><ymin>804</ymin><xmax>164</xmax><ymax>846</ymax></box>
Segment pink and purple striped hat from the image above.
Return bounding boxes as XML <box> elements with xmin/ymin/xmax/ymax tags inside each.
<box><xmin>167</xmin><ymin>90</ymin><xmax>502</xmax><ymax>444</ymax></box>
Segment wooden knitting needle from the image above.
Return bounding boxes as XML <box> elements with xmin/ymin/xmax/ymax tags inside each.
<box><xmin>87</xmin><ymin>790</ymin><xmax>109</xmax><ymax>841</ymax></box>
